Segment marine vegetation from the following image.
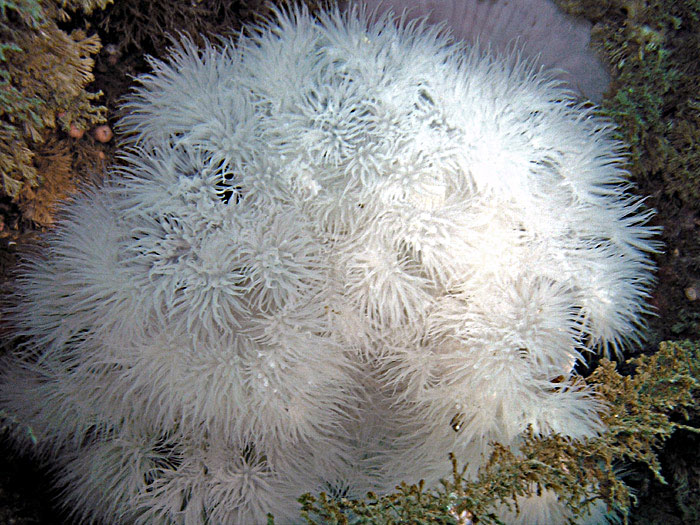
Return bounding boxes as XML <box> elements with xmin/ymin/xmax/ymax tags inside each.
<box><xmin>0</xmin><ymin>0</ymin><xmax>111</xmax><ymax>225</ymax></box>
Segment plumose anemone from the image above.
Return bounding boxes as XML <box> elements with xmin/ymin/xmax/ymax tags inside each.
<box><xmin>0</xmin><ymin>4</ymin><xmax>658</xmax><ymax>524</ymax></box>
<box><xmin>354</xmin><ymin>0</ymin><xmax>612</xmax><ymax>102</ymax></box>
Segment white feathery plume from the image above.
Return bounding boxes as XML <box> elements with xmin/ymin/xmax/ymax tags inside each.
<box><xmin>355</xmin><ymin>0</ymin><xmax>611</xmax><ymax>101</ymax></box>
<box><xmin>0</xmin><ymin>4</ymin><xmax>659</xmax><ymax>524</ymax></box>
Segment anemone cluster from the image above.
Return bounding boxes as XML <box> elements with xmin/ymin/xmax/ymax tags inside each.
<box><xmin>0</xmin><ymin>6</ymin><xmax>658</xmax><ymax>524</ymax></box>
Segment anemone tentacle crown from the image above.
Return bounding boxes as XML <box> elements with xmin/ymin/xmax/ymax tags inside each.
<box><xmin>0</xmin><ymin>5</ymin><xmax>657</xmax><ymax>524</ymax></box>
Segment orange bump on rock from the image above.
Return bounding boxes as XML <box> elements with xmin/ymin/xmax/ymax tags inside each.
<box><xmin>69</xmin><ymin>124</ymin><xmax>85</xmax><ymax>139</ymax></box>
<box><xmin>93</xmin><ymin>125</ymin><xmax>114</xmax><ymax>143</ymax></box>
